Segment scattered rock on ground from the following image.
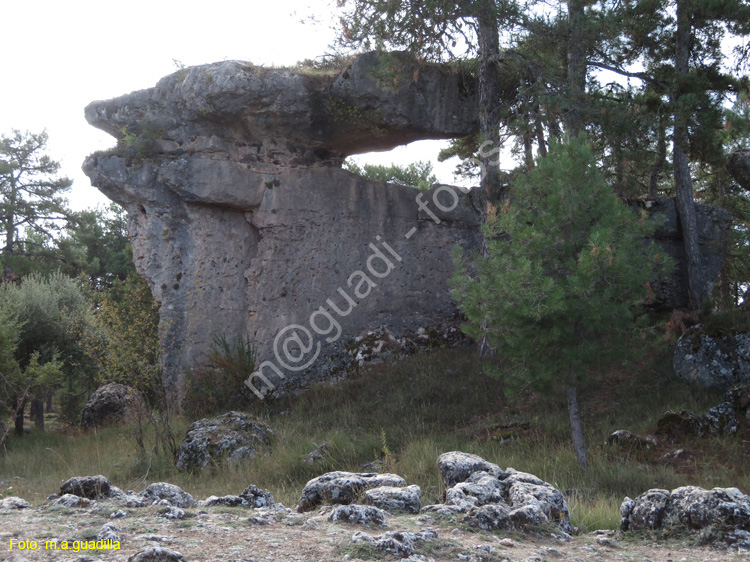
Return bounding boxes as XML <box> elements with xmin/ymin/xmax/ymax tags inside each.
<box><xmin>239</xmin><ymin>484</ymin><xmax>275</xmax><ymax>508</ymax></box>
<box><xmin>81</xmin><ymin>383</ymin><xmax>147</xmax><ymax>429</ymax></box>
<box><xmin>351</xmin><ymin>529</ymin><xmax>438</xmax><ymax>557</ymax></box>
<box><xmin>364</xmin><ymin>484</ymin><xmax>422</xmax><ymax>514</ymax></box>
<box><xmin>198</xmin><ymin>495</ymin><xmax>244</xmax><ymax>508</ymax></box>
<box><xmin>127</xmin><ymin>547</ymin><xmax>188</xmax><ymax>562</ymax></box>
<box><xmin>605</xmin><ymin>430</ymin><xmax>658</xmax><ymax>450</ymax></box>
<box><xmin>301</xmin><ymin>442</ymin><xmax>329</xmax><ymax>464</ymax></box>
<box><xmin>162</xmin><ymin>506</ymin><xmax>185</xmax><ymax>520</ymax></box>
<box><xmin>621</xmin><ymin>485</ymin><xmax>750</xmax><ymax>549</ymax></box>
<box><xmin>328</xmin><ymin>504</ymin><xmax>389</xmax><ymax>526</ymax></box>
<box><xmin>52</xmin><ymin>494</ymin><xmax>92</xmax><ymax>508</ymax></box>
<box><xmin>424</xmin><ymin>452</ymin><xmax>573</xmax><ymax>535</ymax></box>
<box><xmin>656</xmin><ymin>384</ymin><xmax>749</xmax><ymax>441</ymax></box>
<box><xmin>175</xmin><ymin>411</ymin><xmax>274</xmax><ymax>472</ymax></box>
<box><xmin>97</xmin><ymin>523</ymin><xmax>121</xmax><ymax>541</ymax></box>
<box><xmin>297</xmin><ymin>471</ymin><xmax>406</xmax><ymax>512</ymax></box>
<box><xmin>0</xmin><ymin>496</ymin><xmax>30</xmax><ymax>509</ymax></box>
<box><xmin>142</xmin><ymin>483</ymin><xmax>195</xmax><ymax>508</ymax></box>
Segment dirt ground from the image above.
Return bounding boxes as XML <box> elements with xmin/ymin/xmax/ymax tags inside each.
<box><xmin>1</xmin><ymin>500</ymin><xmax>749</xmax><ymax>562</ymax></box>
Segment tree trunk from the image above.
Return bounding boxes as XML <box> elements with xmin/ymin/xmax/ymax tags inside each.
<box><xmin>475</xmin><ymin>1</ymin><xmax>502</xmax><ymax>358</ymax></box>
<box><xmin>566</xmin><ymin>0</ymin><xmax>587</xmax><ymax>136</ymax></box>
<box><xmin>67</xmin><ymin>372</ymin><xmax>74</xmax><ymax>425</ymax></box>
<box><xmin>13</xmin><ymin>394</ymin><xmax>27</xmax><ymax>436</ymax></box>
<box><xmin>673</xmin><ymin>0</ymin><xmax>706</xmax><ymax>309</ymax></box>
<box><xmin>476</xmin><ymin>2</ymin><xmax>502</xmax><ymax>202</ymax></box>
<box><xmin>30</xmin><ymin>398</ymin><xmax>44</xmax><ymax>431</ymax></box>
<box><xmin>567</xmin><ymin>383</ymin><xmax>589</xmax><ymax>469</ymax></box>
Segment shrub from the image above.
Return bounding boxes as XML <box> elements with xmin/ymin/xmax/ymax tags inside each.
<box><xmin>183</xmin><ymin>334</ymin><xmax>257</xmax><ymax>418</ymax></box>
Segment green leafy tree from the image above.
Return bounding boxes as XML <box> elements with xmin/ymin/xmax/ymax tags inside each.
<box><xmin>1</xmin><ymin>272</ymin><xmax>101</xmax><ymax>425</ymax></box>
<box><xmin>91</xmin><ymin>272</ymin><xmax>160</xmax><ymax>400</ymax></box>
<box><xmin>0</xmin><ymin>300</ymin><xmax>64</xmax><ymax>437</ymax></box>
<box><xmin>450</xmin><ymin>136</ymin><xmax>673</xmax><ymax>468</ymax></box>
<box><xmin>344</xmin><ymin>160</ymin><xmax>438</xmax><ymax>191</ymax></box>
<box><xmin>0</xmin><ymin>130</ymin><xmax>72</xmax><ymax>276</ymax></box>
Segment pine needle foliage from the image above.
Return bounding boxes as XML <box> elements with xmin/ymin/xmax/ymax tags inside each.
<box><xmin>450</xmin><ymin>135</ymin><xmax>674</xmax><ymax>395</ymax></box>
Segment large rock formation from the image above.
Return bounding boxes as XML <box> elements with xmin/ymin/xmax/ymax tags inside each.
<box><xmin>83</xmin><ymin>52</ymin><xmax>483</xmax><ymax>405</ymax></box>
<box><xmin>83</xmin><ymin>52</ymin><xmax>730</xmax><ymax>407</ymax></box>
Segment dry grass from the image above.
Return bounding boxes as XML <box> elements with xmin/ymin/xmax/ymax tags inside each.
<box><xmin>1</xmin><ymin>343</ymin><xmax>747</xmax><ymax>533</ymax></box>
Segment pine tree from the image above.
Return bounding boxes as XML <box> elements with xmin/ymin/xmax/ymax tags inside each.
<box><xmin>450</xmin><ymin>136</ymin><xmax>673</xmax><ymax>468</ymax></box>
<box><xmin>0</xmin><ymin>130</ymin><xmax>72</xmax><ymax>276</ymax></box>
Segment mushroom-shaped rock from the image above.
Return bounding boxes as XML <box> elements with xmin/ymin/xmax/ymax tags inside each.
<box><xmin>297</xmin><ymin>471</ymin><xmax>406</xmax><ymax>512</ymax></box>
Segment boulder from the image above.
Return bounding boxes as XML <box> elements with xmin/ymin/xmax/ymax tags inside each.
<box><xmin>301</xmin><ymin>442</ymin><xmax>329</xmax><ymax>464</ymax></box>
<box><xmin>198</xmin><ymin>495</ymin><xmax>244</xmax><ymax>508</ymax></box>
<box><xmin>656</xmin><ymin>384</ymin><xmax>748</xmax><ymax>441</ymax></box>
<box><xmin>437</xmin><ymin>451</ymin><xmax>507</xmax><ymax>489</ymax></box>
<box><xmin>423</xmin><ymin>452</ymin><xmax>573</xmax><ymax>535</ymax></box>
<box><xmin>52</xmin><ymin>494</ymin><xmax>92</xmax><ymax>508</ymax></box>
<box><xmin>656</xmin><ymin>409</ymin><xmax>706</xmax><ymax>440</ymax></box>
<box><xmin>175</xmin><ymin>411</ymin><xmax>274</xmax><ymax>472</ymax></box>
<box><xmin>463</xmin><ymin>503</ymin><xmax>513</xmax><ymax>531</ymax></box>
<box><xmin>239</xmin><ymin>484</ymin><xmax>275</xmax><ymax>508</ymax></box>
<box><xmin>81</xmin><ymin>383</ymin><xmax>147</xmax><ymax>429</ymax></box>
<box><xmin>673</xmin><ymin>327</ymin><xmax>750</xmax><ymax>391</ymax></box>
<box><xmin>605</xmin><ymin>430</ymin><xmax>658</xmax><ymax>450</ymax></box>
<box><xmin>297</xmin><ymin>471</ymin><xmax>406</xmax><ymax>512</ymax></box>
<box><xmin>60</xmin><ymin>475</ymin><xmax>112</xmax><ymax>499</ymax></box>
<box><xmin>621</xmin><ymin>485</ymin><xmax>750</xmax><ymax>549</ymax></box>
<box><xmin>97</xmin><ymin>523</ymin><xmax>121</xmax><ymax>542</ymax></box>
<box><xmin>351</xmin><ymin>529</ymin><xmax>438</xmax><ymax>558</ymax></box>
<box><xmin>363</xmin><ymin>485</ymin><xmax>422</xmax><ymax>514</ymax></box>
<box><xmin>127</xmin><ymin>547</ymin><xmax>187</xmax><ymax>562</ymax></box>
<box><xmin>141</xmin><ymin>482</ymin><xmax>195</xmax><ymax>508</ymax></box>
<box><xmin>328</xmin><ymin>504</ymin><xmax>389</xmax><ymax>525</ymax></box>
<box><xmin>0</xmin><ymin>496</ymin><xmax>30</xmax><ymax>509</ymax></box>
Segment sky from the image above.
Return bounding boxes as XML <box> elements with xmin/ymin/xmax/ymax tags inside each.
<box><xmin>0</xmin><ymin>0</ymin><xmax>468</xmax><ymax>212</ymax></box>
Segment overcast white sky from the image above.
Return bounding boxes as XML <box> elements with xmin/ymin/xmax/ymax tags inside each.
<box><xmin>0</xmin><ymin>0</ymin><xmax>469</xmax><ymax>212</ymax></box>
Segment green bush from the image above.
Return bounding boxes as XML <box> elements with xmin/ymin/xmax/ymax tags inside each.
<box><xmin>92</xmin><ymin>273</ymin><xmax>160</xmax><ymax>401</ymax></box>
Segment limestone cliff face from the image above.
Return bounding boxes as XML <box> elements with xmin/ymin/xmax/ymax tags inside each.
<box><xmin>83</xmin><ymin>53</ymin><xmax>483</xmax><ymax>405</ymax></box>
